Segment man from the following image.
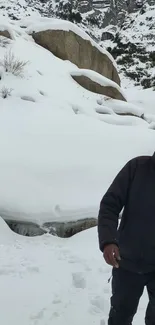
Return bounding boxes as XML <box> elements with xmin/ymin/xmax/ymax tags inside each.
<box><xmin>98</xmin><ymin>153</ymin><xmax>155</xmax><ymax>325</ymax></box>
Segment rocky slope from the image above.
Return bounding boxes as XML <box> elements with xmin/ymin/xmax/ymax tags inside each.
<box><xmin>101</xmin><ymin>3</ymin><xmax>155</xmax><ymax>89</ymax></box>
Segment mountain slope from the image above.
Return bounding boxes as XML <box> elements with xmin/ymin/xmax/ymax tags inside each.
<box><xmin>101</xmin><ymin>3</ymin><xmax>155</xmax><ymax>88</ymax></box>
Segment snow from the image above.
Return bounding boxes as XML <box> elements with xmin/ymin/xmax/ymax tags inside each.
<box><xmin>97</xmin><ymin>113</ymin><xmax>148</xmax><ymax>126</ymax></box>
<box><xmin>0</xmin><ymin>22</ymin><xmax>15</xmax><ymax>40</ymax></box>
<box><xmin>71</xmin><ymin>68</ymin><xmax>126</xmax><ymax>99</ymax></box>
<box><xmin>120</xmin><ymin>5</ymin><xmax>155</xmax><ymax>45</ymax></box>
<box><xmin>126</xmin><ymin>87</ymin><xmax>155</xmax><ymax>114</ymax></box>
<box><xmin>0</xmin><ymin>218</ymin><xmax>146</xmax><ymax>325</ymax></box>
<box><xmin>0</xmin><ymin>0</ymin><xmax>41</xmax><ymax>20</ymax></box>
<box><xmin>99</xmin><ymin>3</ymin><xmax>155</xmax><ymax>89</ymax></box>
<box><xmin>102</xmin><ymin>98</ymin><xmax>144</xmax><ymax>117</ymax></box>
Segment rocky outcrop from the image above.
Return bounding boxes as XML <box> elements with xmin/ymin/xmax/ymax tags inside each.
<box><xmin>0</xmin><ymin>30</ymin><xmax>11</xmax><ymax>39</ymax></box>
<box><xmin>71</xmin><ymin>72</ymin><xmax>126</xmax><ymax>100</ymax></box>
<box><xmin>6</xmin><ymin>218</ymin><xmax>97</xmax><ymax>237</ymax></box>
<box><xmin>6</xmin><ymin>220</ymin><xmax>45</xmax><ymax>236</ymax></box>
<box><xmin>43</xmin><ymin>218</ymin><xmax>97</xmax><ymax>237</ymax></box>
<box><xmin>31</xmin><ymin>28</ymin><xmax>120</xmax><ymax>85</ymax></box>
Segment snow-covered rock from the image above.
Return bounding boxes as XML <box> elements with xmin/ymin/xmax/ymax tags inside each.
<box><xmin>27</xmin><ymin>18</ymin><xmax>120</xmax><ymax>85</ymax></box>
<box><xmin>0</xmin><ymin>22</ymin><xmax>15</xmax><ymax>40</ymax></box>
<box><xmin>71</xmin><ymin>68</ymin><xmax>126</xmax><ymax>100</ymax></box>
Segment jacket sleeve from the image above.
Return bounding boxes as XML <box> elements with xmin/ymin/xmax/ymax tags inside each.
<box><xmin>98</xmin><ymin>159</ymin><xmax>136</xmax><ymax>252</ymax></box>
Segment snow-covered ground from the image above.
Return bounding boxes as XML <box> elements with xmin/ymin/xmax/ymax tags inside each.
<box><xmin>0</xmin><ymin>217</ymin><xmax>146</xmax><ymax>324</ymax></box>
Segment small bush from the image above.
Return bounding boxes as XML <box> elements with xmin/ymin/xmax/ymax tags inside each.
<box><xmin>117</xmin><ymin>54</ymin><xmax>134</xmax><ymax>65</ymax></box>
<box><xmin>109</xmin><ymin>47</ymin><xmax>124</xmax><ymax>59</ymax></box>
<box><xmin>0</xmin><ymin>50</ymin><xmax>29</xmax><ymax>77</ymax></box>
<box><xmin>149</xmin><ymin>51</ymin><xmax>155</xmax><ymax>67</ymax></box>
<box><xmin>136</xmin><ymin>54</ymin><xmax>148</xmax><ymax>63</ymax></box>
<box><xmin>141</xmin><ymin>78</ymin><xmax>152</xmax><ymax>89</ymax></box>
<box><xmin>125</xmin><ymin>71</ymin><xmax>140</xmax><ymax>82</ymax></box>
<box><xmin>0</xmin><ymin>86</ymin><xmax>13</xmax><ymax>99</ymax></box>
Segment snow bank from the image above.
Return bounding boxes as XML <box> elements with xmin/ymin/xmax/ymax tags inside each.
<box><xmin>98</xmin><ymin>113</ymin><xmax>148</xmax><ymax>126</ymax></box>
<box><xmin>71</xmin><ymin>68</ymin><xmax>126</xmax><ymax>100</ymax></box>
<box><xmin>103</xmin><ymin>98</ymin><xmax>144</xmax><ymax>117</ymax></box>
<box><xmin>126</xmin><ymin>88</ymin><xmax>155</xmax><ymax>115</ymax></box>
<box><xmin>0</xmin><ymin>217</ymin><xmax>16</xmax><ymax>244</ymax></box>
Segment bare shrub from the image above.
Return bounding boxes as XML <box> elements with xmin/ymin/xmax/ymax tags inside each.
<box><xmin>0</xmin><ymin>50</ymin><xmax>29</xmax><ymax>77</ymax></box>
<box><xmin>0</xmin><ymin>86</ymin><xmax>13</xmax><ymax>99</ymax></box>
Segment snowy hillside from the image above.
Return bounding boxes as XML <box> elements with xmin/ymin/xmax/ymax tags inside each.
<box><xmin>1</xmin><ymin>0</ymin><xmax>155</xmax><ymax>86</ymax></box>
<box><xmin>0</xmin><ymin>14</ymin><xmax>155</xmax><ymax>227</ymax></box>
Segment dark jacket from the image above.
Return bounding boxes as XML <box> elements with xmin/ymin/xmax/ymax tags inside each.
<box><xmin>98</xmin><ymin>153</ymin><xmax>155</xmax><ymax>274</ymax></box>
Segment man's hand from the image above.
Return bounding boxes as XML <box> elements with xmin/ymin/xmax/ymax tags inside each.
<box><xmin>103</xmin><ymin>244</ymin><xmax>121</xmax><ymax>268</ymax></box>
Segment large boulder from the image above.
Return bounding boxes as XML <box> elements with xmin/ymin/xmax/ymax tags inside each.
<box><xmin>28</xmin><ymin>21</ymin><xmax>120</xmax><ymax>85</ymax></box>
<box><xmin>71</xmin><ymin>69</ymin><xmax>126</xmax><ymax>101</ymax></box>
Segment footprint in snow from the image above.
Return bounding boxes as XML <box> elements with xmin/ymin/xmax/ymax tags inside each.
<box><xmin>52</xmin><ymin>298</ymin><xmax>62</xmax><ymax>304</ymax></box>
<box><xmin>89</xmin><ymin>296</ymin><xmax>108</xmax><ymax>314</ymax></box>
<box><xmin>27</xmin><ymin>266</ymin><xmax>40</xmax><ymax>273</ymax></box>
<box><xmin>103</xmin><ymin>285</ymin><xmax>110</xmax><ymax>294</ymax></box>
<box><xmin>30</xmin><ymin>307</ymin><xmax>46</xmax><ymax>323</ymax></box>
<box><xmin>72</xmin><ymin>272</ymin><xmax>86</xmax><ymax>289</ymax></box>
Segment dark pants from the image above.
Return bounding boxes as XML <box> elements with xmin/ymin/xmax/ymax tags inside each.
<box><xmin>108</xmin><ymin>267</ymin><xmax>155</xmax><ymax>325</ymax></box>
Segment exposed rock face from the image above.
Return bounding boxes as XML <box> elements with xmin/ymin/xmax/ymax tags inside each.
<box><xmin>44</xmin><ymin>218</ymin><xmax>97</xmax><ymax>237</ymax></box>
<box><xmin>71</xmin><ymin>73</ymin><xmax>126</xmax><ymax>101</ymax></box>
<box><xmin>6</xmin><ymin>218</ymin><xmax>97</xmax><ymax>238</ymax></box>
<box><xmin>31</xmin><ymin>29</ymin><xmax>120</xmax><ymax>85</ymax></box>
<box><xmin>0</xmin><ymin>30</ymin><xmax>11</xmax><ymax>39</ymax></box>
<box><xmin>6</xmin><ymin>220</ymin><xmax>45</xmax><ymax>236</ymax></box>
